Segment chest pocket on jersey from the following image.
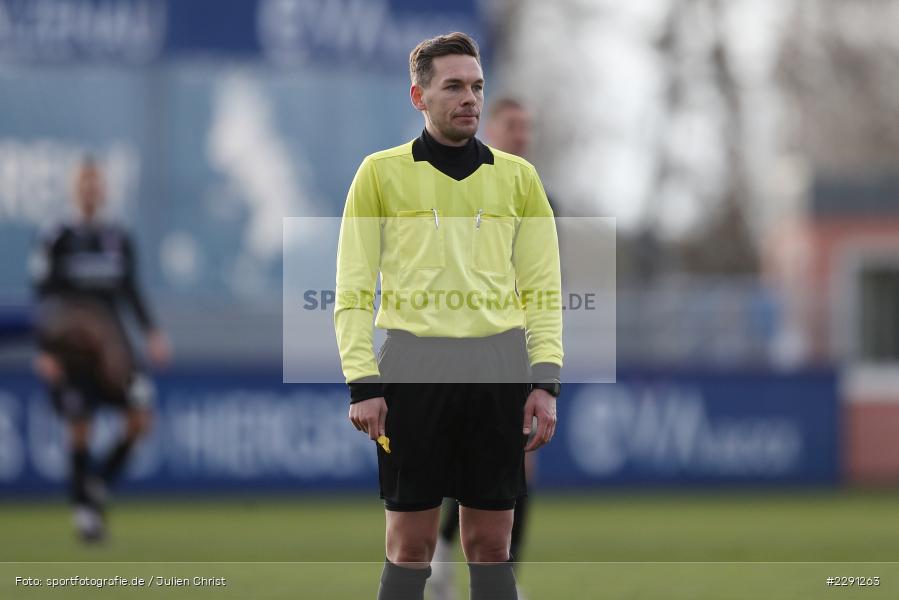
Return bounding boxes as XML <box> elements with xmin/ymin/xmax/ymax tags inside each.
<box><xmin>472</xmin><ymin>211</ymin><xmax>515</xmax><ymax>274</ymax></box>
<box><xmin>396</xmin><ymin>209</ymin><xmax>445</xmax><ymax>270</ymax></box>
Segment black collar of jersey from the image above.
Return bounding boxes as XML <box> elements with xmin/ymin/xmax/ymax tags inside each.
<box><xmin>412</xmin><ymin>128</ymin><xmax>494</xmax><ymax>181</ymax></box>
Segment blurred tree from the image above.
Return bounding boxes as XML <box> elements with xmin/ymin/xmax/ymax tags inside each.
<box><xmin>496</xmin><ymin>0</ymin><xmax>799</xmax><ymax>276</ymax></box>
<box><xmin>778</xmin><ymin>0</ymin><xmax>899</xmax><ymax>173</ymax></box>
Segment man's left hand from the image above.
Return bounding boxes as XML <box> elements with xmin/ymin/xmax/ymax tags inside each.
<box><xmin>523</xmin><ymin>388</ymin><xmax>557</xmax><ymax>452</ymax></box>
<box><xmin>147</xmin><ymin>330</ymin><xmax>172</xmax><ymax>369</ymax></box>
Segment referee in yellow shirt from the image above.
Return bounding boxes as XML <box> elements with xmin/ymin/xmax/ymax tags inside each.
<box><xmin>335</xmin><ymin>32</ymin><xmax>562</xmax><ymax>600</ymax></box>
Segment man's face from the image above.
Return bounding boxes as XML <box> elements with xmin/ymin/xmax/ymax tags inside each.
<box><xmin>486</xmin><ymin>105</ymin><xmax>532</xmax><ymax>158</ymax></box>
<box><xmin>75</xmin><ymin>166</ymin><xmax>105</xmax><ymax>220</ymax></box>
<box><xmin>413</xmin><ymin>54</ymin><xmax>484</xmax><ymax>145</ymax></box>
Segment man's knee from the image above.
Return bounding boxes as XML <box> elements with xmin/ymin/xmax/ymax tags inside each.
<box><xmin>68</xmin><ymin>419</ymin><xmax>91</xmax><ymax>450</ymax></box>
<box><xmin>386</xmin><ymin>536</ymin><xmax>437</xmax><ymax>565</ymax></box>
<box><xmin>386</xmin><ymin>524</ymin><xmax>438</xmax><ymax>565</ymax></box>
<box><xmin>460</xmin><ymin>507</ymin><xmax>513</xmax><ymax>563</ymax></box>
<box><xmin>125</xmin><ymin>409</ymin><xmax>152</xmax><ymax>440</ymax></box>
<box><xmin>463</xmin><ymin>542</ymin><xmax>510</xmax><ymax>563</ymax></box>
<box><xmin>385</xmin><ymin>506</ymin><xmax>441</xmax><ymax>565</ymax></box>
<box><xmin>461</xmin><ymin>530</ymin><xmax>510</xmax><ymax>563</ymax></box>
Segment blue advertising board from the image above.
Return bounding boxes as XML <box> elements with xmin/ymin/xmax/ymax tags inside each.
<box><xmin>0</xmin><ymin>0</ymin><xmax>488</xmax><ymax>67</ymax></box>
<box><xmin>540</xmin><ymin>369</ymin><xmax>840</xmax><ymax>487</ymax></box>
<box><xmin>0</xmin><ymin>368</ymin><xmax>839</xmax><ymax>495</ymax></box>
<box><xmin>0</xmin><ymin>0</ymin><xmax>491</xmax><ymax>311</ymax></box>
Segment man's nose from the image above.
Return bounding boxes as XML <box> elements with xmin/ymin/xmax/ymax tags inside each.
<box><xmin>460</xmin><ymin>86</ymin><xmax>477</xmax><ymax>105</ymax></box>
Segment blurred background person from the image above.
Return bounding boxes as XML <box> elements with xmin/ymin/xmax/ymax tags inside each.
<box><xmin>31</xmin><ymin>158</ymin><xmax>171</xmax><ymax>542</ymax></box>
<box><xmin>484</xmin><ymin>97</ymin><xmax>531</xmax><ymax>161</ymax></box>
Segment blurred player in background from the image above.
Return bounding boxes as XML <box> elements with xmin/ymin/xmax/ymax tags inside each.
<box><xmin>485</xmin><ymin>97</ymin><xmax>532</xmax><ymax>159</ymax></box>
<box><xmin>31</xmin><ymin>157</ymin><xmax>171</xmax><ymax>542</ymax></box>
<box><xmin>428</xmin><ymin>97</ymin><xmax>544</xmax><ymax>600</ymax></box>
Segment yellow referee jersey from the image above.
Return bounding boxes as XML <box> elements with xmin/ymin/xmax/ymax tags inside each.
<box><xmin>334</xmin><ymin>138</ymin><xmax>563</xmax><ymax>383</ymax></box>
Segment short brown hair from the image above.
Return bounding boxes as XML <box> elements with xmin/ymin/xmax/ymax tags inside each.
<box><xmin>409</xmin><ymin>32</ymin><xmax>480</xmax><ymax>88</ymax></box>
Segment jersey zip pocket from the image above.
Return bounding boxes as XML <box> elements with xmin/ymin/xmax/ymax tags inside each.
<box><xmin>395</xmin><ymin>209</ymin><xmax>445</xmax><ymax>271</ymax></box>
<box><xmin>472</xmin><ymin>210</ymin><xmax>514</xmax><ymax>274</ymax></box>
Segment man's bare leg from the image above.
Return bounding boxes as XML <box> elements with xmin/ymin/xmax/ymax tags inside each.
<box><xmin>67</xmin><ymin>418</ymin><xmax>105</xmax><ymax>542</ymax></box>
<box><xmin>98</xmin><ymin>406</ymin><xmax>152</xmax><ymax>486</ymax></box>
<box><xmin>460</xmin><ymin>506</ymin><xmax>518</xmax><ymax>599</ymax></box>
<box><xmin>379</xmin><ymin>506</ymin><xmax>440</xmax><ymax>599</ymax></box>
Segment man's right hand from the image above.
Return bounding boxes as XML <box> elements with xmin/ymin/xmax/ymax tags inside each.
<box><xmin>33</xmin><ymin>352</ymin><xmax>64</xmax><ymax>385</ymax></box>
<box><xmin>349</xmin><ymin>396</ymin><xmax>388</xmax><ymax>441</ymax></box>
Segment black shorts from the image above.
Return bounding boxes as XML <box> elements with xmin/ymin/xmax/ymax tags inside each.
<box><xmin>376</xmin><ymin>329</ymin><xmax>530</xmax><ymax>512</ymax></box>
<box><xmin>50</xmin><ymin>372</ymin><xmax>155</xmax><ymax>421</ymax></box>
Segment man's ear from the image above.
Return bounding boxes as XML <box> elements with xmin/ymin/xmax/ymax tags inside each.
<box><xmin>410</xmin><ymin>84</ymin><xmax>427</xmax><ymax>112</ymax></box>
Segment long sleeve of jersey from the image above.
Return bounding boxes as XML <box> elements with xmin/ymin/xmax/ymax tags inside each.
<box><xmin>334</xmin><ymin>157</ymin><xmax>383</xmax><ymax>384</ymax></box>
<box><xmin>121</xmin><ymin>236</ymin><xmax>156</xmax><ymax>331</ymax></box>
<box><xmin>31</xmin><ymin>229</ymin><xmax>63</xmax><ymax>300</ymax></box>
<box><xmin>514</xmin><ymin>168</ymin><xmax>564</xmax><ymax>374</ymax></box>
<box><xmin>29</xmin><ymin>231</ymin><xmax>60</xmax><ymax>351</ymax></box>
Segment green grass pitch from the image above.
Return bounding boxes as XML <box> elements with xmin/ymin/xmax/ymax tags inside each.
<box><xmin>2</xmin><ymin>490</ymin><xmax>898</xmax><ymax>599</ymax></box>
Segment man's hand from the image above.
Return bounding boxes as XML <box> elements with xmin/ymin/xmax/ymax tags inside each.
<box><xmin>523</xmin><ymin>388</ymin><xmax>557</xmax><ymax>452</ymax></box>
<box><xmin>349</xmin><ymin>396</ymin><xmax>388</xmax><ymax>441</ymax></box>
<box><xmin>146</xmin><ymin>330</ymin><xmax>172</xmax><ymax>369</ymax></box>
<box><xmin>33</xmin><ymin>352</ymin><xmax>64</xmax><ymax>385</ymax></box>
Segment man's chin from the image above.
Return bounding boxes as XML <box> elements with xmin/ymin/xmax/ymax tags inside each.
<box><xmin>444</xmin><ymin>124</ymin><xmax>478</xmax><ymax>142</ymax></box>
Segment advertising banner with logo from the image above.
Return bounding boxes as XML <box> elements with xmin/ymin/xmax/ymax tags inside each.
<box><xmin>0</xmin><ymin>0</ymin><xmax>486</xmax><ymax>67</ymax></box>
<box><xmin>0</xmin><ymin>368</ymin><xmax>839</xmax><ymax>495</ymax></box>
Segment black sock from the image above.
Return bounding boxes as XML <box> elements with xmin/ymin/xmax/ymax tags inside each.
<box><xmin>469</xmin><ymin>560</ymin><xmax>517</xmax><ymax>600</ymax></box>
<box><xmin>70</xmin><ymin>447</ymin><xmax>90</xmax><ymax>505</ymax></box>
<box><xmin>377</xmin><ymin>558</ymin><xmax>431</xmax><ymax>600</ymax></box>
<box><xmin>101</xmin><ymin>438</ymin><xmax>135</xmax><ymax>485</ymax></box>
<box><xmin>439</xmin><ymin>499</ymin><xmax>460</xmax><ymax>542</ymax></box>
<box><xmin>510</xmin><ymin>494</ymin><xmax>528</xmax><ymax>566</ymax></box>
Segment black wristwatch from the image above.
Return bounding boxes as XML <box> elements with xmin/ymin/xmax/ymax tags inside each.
<box><xmin>531</xmin><ymin>379</ymin><xmax>561</xmax><ymax>398</ymax></box>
